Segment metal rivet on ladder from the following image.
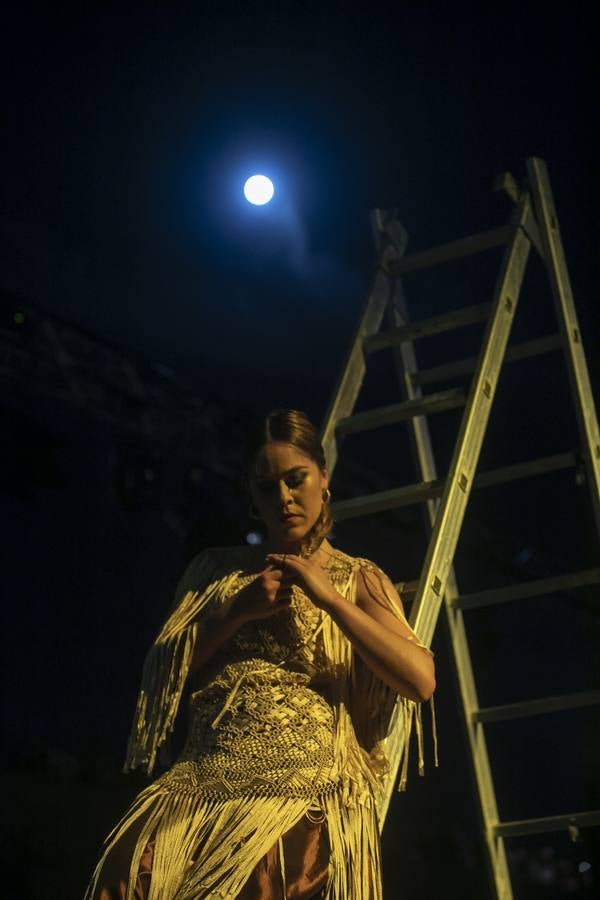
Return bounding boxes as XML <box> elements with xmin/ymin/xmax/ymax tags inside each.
<box><xmin>459</xmin><ymin>474</ymin><xmax>468</xmax><ymax>492</ymax></box>
<box><xmin>505</xmin><ymin>296</ymin><xmax>513</xmax><ymax>312</ymax></box>
<box><xmin>431</xmin><ymin>576</ymin><xmax>443</xmax><ymax>596</ymax></box>
<box><xmin>573</xmin><ymin>328</ymin><xmax>580</xmax><ymax>343</ymax></box>
<box><xmin>483</xmin><ymin>381</ymin><xmax>492</xmax><ymax>399</ymax></box>
<box><xmin>595</xmin><ymin>445</ymin><xmax>600</xmax><ymax>459</ymax></box>
<box><xmin>551</xmin><ymin>215</ymin><xmax>558</xmax><ymax>231</ymax></box>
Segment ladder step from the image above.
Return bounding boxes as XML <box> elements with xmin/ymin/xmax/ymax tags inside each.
<box><xmin>473</xmin><ymin>451</ymin><xmax>576</xmax><ymax>488</ymax></box>
<box><xmin>331</xmin><ymin>452</ymin><xmax>576</xmax><ymax>522</ymax></box>
<box><xmin>474</xmin><ymin>690</ymin><xmax>600</xmax><ymax>724</ymax></box>
<box><xmin>394</xmin><ymin>579</ymin><xmax>419</xmax><ymax>598</ymax></box>
<box><xmin>335</xmin><ymin>389</ymin><xmax>465</xmax><ymax>436</ymax></box>
<box><xmin>332</xmin><ymin>480</ymin><xmax>442</xmax><ymax>521</ymax></box>
<box><xmin>455</xmin><ymin>566</ymin><xmax>600</xmax><ymax>610</ymax></box>
<box><xmin>494</xmin><ymin>809</ymin><xmax>600</xmax><ymax>839</ymax></box>
<box><xmin>412</xmin><ymin>334</ymin><xmax>562</xmax><ymax>386</ymax></box>
<box><xmin>387</xmin><ymin>225</ymin><xmax>512</xmax><ymax>276</ymax></box>
<box><xmin>364</xmin><ymin>303</ymin><xmax>491</xmax><ymax>353</ymax></box>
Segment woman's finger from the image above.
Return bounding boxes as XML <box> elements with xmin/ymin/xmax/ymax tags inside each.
<box><xmin>266</xmin><ymin>553</ymin><xmax>302</xmax><ymax>569</ymax></box>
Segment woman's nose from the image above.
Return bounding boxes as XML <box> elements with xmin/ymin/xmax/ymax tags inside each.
<box><xmin>278</xmin><ymin>481</ymin><xmax>294</xmax><ymax>504</ymax></box>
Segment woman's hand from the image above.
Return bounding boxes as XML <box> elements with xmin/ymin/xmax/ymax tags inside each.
<box><xmin>230</xmin><ymin>563</ymin><xmax>295</xmax><ymax>624</ymax></box>
<box><xmin>265</xmin><ymin>553</ymin><xmax>337</xmax><ymax>611</ymax></box>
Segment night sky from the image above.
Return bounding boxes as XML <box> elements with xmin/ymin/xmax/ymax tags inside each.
<box><xmin>2</xmin><ymin>6</ymin><xmax>598</xmax><ymax>898</ymax></box>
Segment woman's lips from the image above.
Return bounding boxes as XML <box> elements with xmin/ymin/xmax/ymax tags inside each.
<box><xmin>281</xmin><ymin>514</ymin><xmax>301</xmax><ymax>522</ymax></box>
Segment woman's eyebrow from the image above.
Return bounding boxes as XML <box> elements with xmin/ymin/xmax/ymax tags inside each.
<box><xmin>256</xmin><ymin>466</ymin><xmax>309</xmax><ymax>481</ymax></box>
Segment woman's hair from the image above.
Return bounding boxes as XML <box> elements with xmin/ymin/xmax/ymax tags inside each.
<box><xmin>243</xmin><ymin>409</ymin><xmax>333</xmax><ymax>557</ymax></box>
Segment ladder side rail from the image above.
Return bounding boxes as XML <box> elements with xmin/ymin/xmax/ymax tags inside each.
<box><xmin>320</xmin><ymin>258</ymin><xmax>403</xmax><ymax>473</ymax></box>
<box><xmin>410</xmin><ymin>192</ymin><xmax>533</xmax><ymax>646</ymax></box>
<box><xmin>399</xmin><ymin>197</ymin><xmax>530</xmax><ymax>891</ymax></box>
<box><xmin>368</xmin><ymin>210</ymin><xmax>440</xmax><ymax>520</ymax></box>
<box><xmin>527</xmin><ymin>156</ymin><xmax>600</xmax><ymax>538</ymax></box>
<box><xmin>371</xmin><ymin>210</ymin><xmax>513</xmax><ymax>898</ymax></box>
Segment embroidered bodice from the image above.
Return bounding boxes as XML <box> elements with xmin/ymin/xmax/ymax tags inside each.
<box><xmin>167</xmin><ymin>548</ymin><xmax>358</xmax><ymax>800</ymax></box>
<box><xmin>192</xmin><ymin>546</ymin><xmax>353</xmax><ymax>684</ymax></box>
<box><xmin>123</xmin><ymin>544</ymin><xmax>438</xmax><ymax>814</ymax></box>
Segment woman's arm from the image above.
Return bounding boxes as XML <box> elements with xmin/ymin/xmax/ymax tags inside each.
<box><xmin>325</xmin><ymin>567</ymin><xmax>436</xmax><ymax>702</ymax></box>
<box><xmin>265</xmin><ymin>552</ymin><xmax>436</xmax><ymax>703</ymax></box>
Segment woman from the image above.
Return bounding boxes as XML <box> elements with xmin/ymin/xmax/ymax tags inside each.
<box><xmin>84</xmin><ymin>409</ymin><xmax>437</xmax><ymax>899</ymax></box>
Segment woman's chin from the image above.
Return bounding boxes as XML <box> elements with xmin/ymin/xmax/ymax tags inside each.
<box><xmin>272</xmin><ymin>523</ymin><xmax>310</xmax><ymax>544</ymax></box>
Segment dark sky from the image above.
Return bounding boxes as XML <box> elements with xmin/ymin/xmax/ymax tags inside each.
<box><xmin>3</xmin><ymin>6</ymin><xmax>597</xmax><ymax>398</ymax></box>
<box><xmin>2</xmin><ymin>6</ymin><xmax>598</xmax><ymax>897</ymax></box>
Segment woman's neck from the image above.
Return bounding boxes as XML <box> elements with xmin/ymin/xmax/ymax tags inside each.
<box><xmin>261</xmin><ymin>536</ymin><xmax>334</xmax><ymax>561</ymax></box>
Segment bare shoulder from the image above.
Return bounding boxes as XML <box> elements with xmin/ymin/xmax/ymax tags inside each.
<box><xmin>351</xmin><ymin>556</ymin><xmax>407</xmax><ymax>614</ymax></box>
<box><xmin>350</xmin><ymin>555</ymin><xmax>435</xmax><ymax>656</ymax></box>
<box><xmin>351</xmin><ymin>554</ymin><xmax>397</xmax><ymax>584</ymax></box>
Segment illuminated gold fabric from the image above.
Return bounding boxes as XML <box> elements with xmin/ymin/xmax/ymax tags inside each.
<box><xmin>84</xmin><ymin>546</ymin><xmax>437</xmax><ymax>899</ymax></box>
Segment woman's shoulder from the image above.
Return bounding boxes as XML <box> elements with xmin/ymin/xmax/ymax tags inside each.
<box><xmin>326</xmin><ymin>545</ymin><xmax>385</xmax><ymax>574</ymax></box>
<box><xmin>318</xmin><ymin>545</ymin><xmax>391</xmax><ymax>586</ymax></box>
<box><xmin>172</xmin><ymin>545</ymin><xmax>246</xmax><ymax>595</ymax></box>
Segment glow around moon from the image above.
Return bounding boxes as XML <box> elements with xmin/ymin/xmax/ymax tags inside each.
<box><xmin>243</xmin><ymin>175</ymin><xmax>275</xmax><ymax>205</ymax></box>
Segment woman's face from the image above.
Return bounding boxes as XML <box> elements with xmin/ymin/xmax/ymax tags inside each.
<box><xmin>249</xmin><ymin>441</ymin><xmax>328</xmax><ymax>548</ymax></box>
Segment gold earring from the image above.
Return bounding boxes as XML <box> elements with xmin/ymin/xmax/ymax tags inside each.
<box><xmin>322</xmin><ymin>488</ymin><xmax>331</xmax><ymax>502</ymax></box>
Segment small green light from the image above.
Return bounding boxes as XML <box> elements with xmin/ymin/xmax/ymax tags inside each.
<box><xmin>14</xmin><ymin>311</ymin><xmax>26</xmax><ymax>325</ymax></box>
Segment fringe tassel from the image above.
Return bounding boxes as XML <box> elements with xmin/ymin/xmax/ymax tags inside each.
<box><xmin>84</xmin><ymin>784</ymin><xmax>312</xmax><ymax>900</ymax></box>
<box><xmin>278</xmin><ymin>835</ymin><xmax>287</xmax><ymax>899</ymax></box>
<box><xmin>396</xmin><ymin>698</ymin><xmax>414</xmax><ymax>793</ymax></box>
<box><xmin>430</xmin><ymin>690</ymin><xmax>439</xmax><ymax>767</ymax></box>
<box><xmin>85</xmin><ymin>785</ymin><xmax>386</xmax><ymax>900</ymax></box>
<box><xmin>123</xmin><ymin>550</ymin><xmax>242</xmax><ymax>775</ymax></box>
<box><xmin>323</xmin><ymin>790</ymin><xmax>382</xmax><ymax>899</ymax></box>
<box><xmin>343</xmin><ymin>559</ymin><xmax>439</xmax><ymax>802</ymax></box>
<box><xmin>392</xmin><ymin>691</ymin><xmax>439</xmax><ymax>795</ymax></box>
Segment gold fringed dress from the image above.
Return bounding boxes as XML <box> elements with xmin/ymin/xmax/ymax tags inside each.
<box><xmin>84</xmin><ymin>545</ymin><xmax>438</xmax><ymax>900</ymax></box>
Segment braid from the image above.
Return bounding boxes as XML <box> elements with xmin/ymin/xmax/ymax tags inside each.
<box><xmin>300</xmin><ymin>491</ymin><xmax>334</xmax><ymax>559</ymax></box>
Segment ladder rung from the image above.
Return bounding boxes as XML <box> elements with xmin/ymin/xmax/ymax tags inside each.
<box><xmin>394</xmin><ymin>579</ymin><xmax>419</xmax><ymax>597</ymax></box>
<box><xmin>335</xmin><ymin>389</ymin><xmax>465</xmax><ymax>436</ymax></box>
<box><xmin>474</xmin><ymin>690</ymin><xmax>600</xmax><ymax>724</ymax></box>
<box><xmin>387</xmin><ymin>225</ymin><xmax>512</xmax><ymax>276</ymax></box>
<box><xmin>456</xmin><ymin>567</ymin><xmax>600</xmax><ymax>610</ymax></box>
<box><xmin>364</xmin><ymin>303</ymin><xmax>491</xmax><ymax>353</ymax></box>
<box><xmin>332</xmin><ymin>481</ymin><xmax>442</xmax><ymax>521</ymax></box>
<box><xmin>412</xmin><ymin>334</ymin><xmax>562</xmax><ymax>386</ymax></box>
<box><xmin>494</xmin><ymin>809</ymin><xmax>600</xmax><ymax>839</ymax></box>
<box><xmin>473</xmin><ymin>451</ymin><xmax>576</xmax><ymax>489</ymax></box>
<box><xmin>331</xmin><ymin>452</ymin><xmax>576</xmax><ymax>522</ymax></box>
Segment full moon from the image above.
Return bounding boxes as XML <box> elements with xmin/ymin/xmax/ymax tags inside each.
<box><xmin>244</xmin><ymin>174</ymin><xmax>274</xmax><ymax>205</ymax></box>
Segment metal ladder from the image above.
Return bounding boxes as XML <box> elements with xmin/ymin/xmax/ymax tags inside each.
<box><xmin>319</xmin><ymin>157</ymin><xmax>600</xmax><ymax>899</ymax></box>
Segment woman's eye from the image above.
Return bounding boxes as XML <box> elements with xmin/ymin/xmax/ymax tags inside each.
<box><xmin>256</xmin><ymin>473</ymin><xmax>305</xmax><ymax>493</ymax></box>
